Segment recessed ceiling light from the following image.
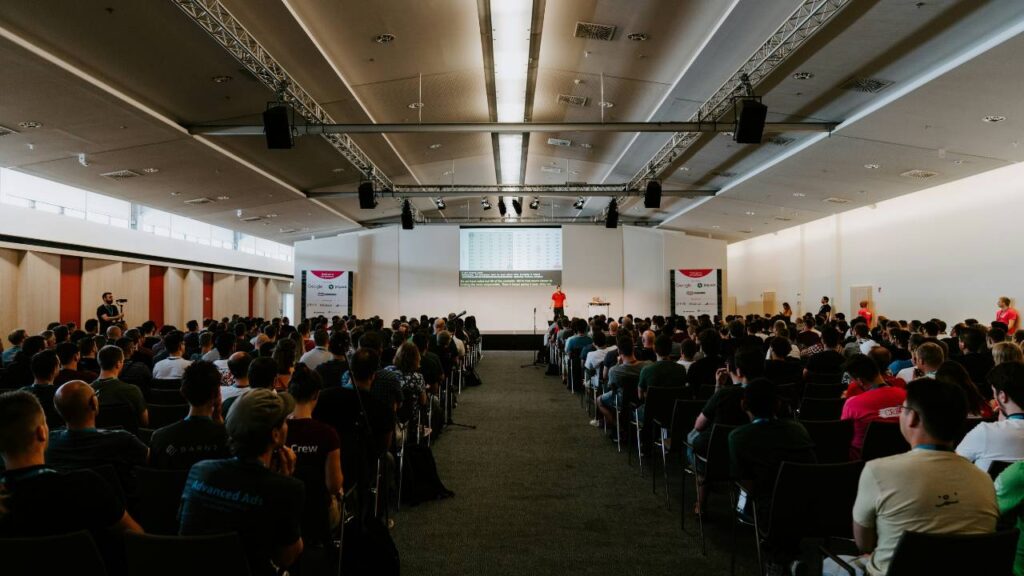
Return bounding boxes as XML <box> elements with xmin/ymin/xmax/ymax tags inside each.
<box><xmin>792</xmin><ymin>192</ymin><xmax>806</xmax><ymax>197</ymax></box>
<box><xmin>953</xmin><ymin>159</ymin><xmax>964</xmax><ymax>165</ymax></box>
<box><xmin>711</xmin><ymin>225</ymin><xmax>720</xmax><ymax>229</ymax></box>
<box><xmin>332</xmin><ymin>167</ymin><xmax>345</xmax><ymax>173</ymax></box>
<box><xmin>792</xmin><ymin>72</ymin><xmax>814</xmax><ymax>80</ymax></box>
<box><xmin>626</xmin><ymin>32</ymin><xmax>648</xmax><ymax>41</ymax></box>
<box><xmin>442</xmin><ymin>170</ymin><xmax>455</xmax><ymax>176</ymax></box>
<box><xmin>578</xmin><ymin>143</ymin><xmax>592</xmax><ymax>149</ymax></box>
<box><xmin>374</xmin><ymin>33</ymin><xmax>396</xmax><ymax>44</ymax></box>
<box><xmin>864</xmin><ymin>163</ymin><xmax>880</xmax><ymax>169</ymax></box>
<box><xmin>211</xmin><ymin>75</ymin><xmax>232</xmax><ymax>83</ymax></box>
<box><xmin>678</xmin><ymin>166</ymin><xmax>690</xmax><ymax>172</ymax></box>
<box><xmin>598</xmin><ymin>101</ymin><xmax>614</xmax><ymax>109</ymax></box>
<box><xmin>217</xmin><ymin>195</ymin><xmax>230</xmax><ymax>201</ymax></box>
<box><xmin>142</xmin><ymin>167</ymin><xmax>159</xmax><ymax>174</ymax></box>
<box><xmin>428</xmin><ymin>143</ymin><xmax>442</xmax><ymax>149</ymax></box>
<box><xmin>407</xmin><ymin>102</ymin><xmax>424</xmax><ymax>109</ymax></box>
<box><xmin>570</xmin><ymin>170</ymin><xmax>580</xmax><ymax>175</ymax></box>
<box><xmin>983</xmin><ymin>115</ymin><xmax>1007</xmax><ymax>123</ymax></box>
<box><xmin>18</xmin><ymin>121</ymin><xmax>42</xmax><ymax>129</ymax></box>
<box><xmin>745</xmin><ymin>211</ymin><xmax>756</xmax><ymax>216</ymax></box>
<box><xmin>170</xmin><ymin>191</ymin><xmax>180</xmax><ymax>196</ymax></box>
<box><xmin>265</xmin><ymin>213</ymin><xmax>278</xmax><ymax>218</ymax></box>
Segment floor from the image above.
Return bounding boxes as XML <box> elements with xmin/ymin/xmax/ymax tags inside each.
<box><xmin>391</xmin><ymin>351</ymin><xmax>748</xmax><ymax>576</ymax></box>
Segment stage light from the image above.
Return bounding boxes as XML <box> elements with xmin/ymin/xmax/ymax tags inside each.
<box><xmin>644</xmin><ymin>180</ymin><xmax>662</xmax><ymax>208</ymax></box>
<box><xmin>573</xmin><ymin>196</ymin><xmax>585</xmax><ymax>210</ymax></box>
<box><xmin>605</xmin><ymin>199</ymin><xmax>618</xmax><ymax>229</ymax></box>
<box><xmin>529</xmin><ymin>196</ymin><xmax>540</xmax><ymax>210</ymax></box>
<box><xmin>734</xmin><ymin>99</ymin><xmax>767</xmax><ymax>144</ymax></box>
<box><xmin>512</xmin><ymin>197</ymin><xmax>523</xmax><ymax>215</ymax></box>
<box><xmin>262</xmin><ymin>105</ymin><xmax>293</xmax><ymax>149</ymax></box>
<box><xmin>434</xmin><ymin>197</ymin><xmax>446</xmax><ymax>210</ymax></box>
<box><xmin>401</xmin><ymin>199</ymin><xmax>414</xmax><ymax>230</ymax></box>
<box><xmin>498</xmin><ymin>198</ymin><xmax>507</xmax><ymax>216</ymax></box>
<box><xmin>481</xmin><ymin>197</ymin><xmax>492</xmax><ymax>210</ymax></box>
<box><xmin>358</xmin><ymin>181</ymin><xmax>377</xmax><ymax>209</ymax></box>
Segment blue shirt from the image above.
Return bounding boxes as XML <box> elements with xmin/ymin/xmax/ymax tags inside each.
<box><xmin>889</xmin><ymin>358</ymin><xmax>913</xmax><ymax>375</ymax></box>
<box><xmin>565</xmin><ymin>335</ymin><xmax>594</xmax><ymax>358</ymax></box>
<box><xmin>2</xmin><ymin>346</ymin><xmax>19</xmax><ymax>366</ymax></box>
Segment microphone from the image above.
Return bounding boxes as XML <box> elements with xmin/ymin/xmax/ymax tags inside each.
<box><xmin>455</xmin><ymin>310</ymin><xmax>467</xmax><ymax>319</ymax></box>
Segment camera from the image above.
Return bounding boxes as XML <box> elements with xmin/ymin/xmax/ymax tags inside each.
<box><xmin>115</xmin><ymin>299</ymin><xmax>128</xmax><ymax>303</ymax></box>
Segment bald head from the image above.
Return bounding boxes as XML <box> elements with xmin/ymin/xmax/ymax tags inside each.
<box><xmin>642</xmin><ymin>330</ymin><xmax>656</xmax><ymax>348</ymax></box>
<box><xmin>434</xmin><ymin>318</ymin><xmax>446</xmax><ymax>333</ymax></box>
<box><xmin>54</xmin><ymin>380</ymin><xmax>97</xmax><ymax>428</ymax></box>
<box><xmin>106</xmin><ymin>325</ymin><xmax>122</xmax><ymax>340</ymax></box>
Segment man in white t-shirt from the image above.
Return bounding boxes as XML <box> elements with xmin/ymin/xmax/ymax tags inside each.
<box><xmin>896</xmin><ymin>341</ymin><xmax>944</xmax><ymax>384</ymax></box>
<box><xmin>152</xmin><ymin>332</ymin><xmax>191</xmax><ymax>380</ymax></box>
<box><xmin>298</xmin><ymin>330</ymin><xmax>333</xmax><ymax>371</ymax></box>
<box><xmin>584</xmin><ymin>331</ymin><xmax>612</xmax><ymax>375</ymax></box>
<box><xmin>957</xmin><ymin>362</ymin><xmax>1024</xmax><ymax>472</ymax></box>
<box><xmin>823</xmin><ymin>379</ymin><xmax>998</xmax><ymax>576</ymax></box>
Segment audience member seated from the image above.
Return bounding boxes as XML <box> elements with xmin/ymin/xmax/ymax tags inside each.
<box><xmin>93</xmin><ymin>345</ymin><xmax>149</xmax><ymax>427</ymax></box>
<box><xmin>597</xmin><ymin>336</ymin><xmax>651</xmax><ymax>435</ymax></box>
<box><xmin>4</xmin><ymin>335</ymin><xmax>46</xmax><ymax>389</ymax></box>
<box><xmin>841</xmin><ymin>354</ymin><xmax>906</xmax><ymax>460</ymax></box>
<box><xmin>389</xmin><ymin>341</ymin><xmax>429</xmax><ymax>428</ymax></box>
<box><xmin>220</xmin><ymin>352</ymin><xmax>253</xmax><ymax>402</ymax></box>
<box><xmin>637</xmin><ymin>330</ymin><xmax>657</xmax><ymax>362</ymax></box>
<box><xmin>955</xmin><ymin>326</ymin><xmax>997</xmax><ymax>396</ymax></box>
<box><xmin>20</xmin><ymin>350</ymin><xmax>63</xmax><ymax>429</ymax></box>
<box><xmin>46</xmin><ymin>380</ymin><xmax>148</xmax><ymax>490</ymax></box>
<box><xmin>994</xmin><ymin>461</ymin><xmax>1024</xmax><ymax>576</ymax></box>
<box><xmin>315</xmin><ymin>331</ymin><xmax>350</xmax><ymax>388</ymax></box>
<box><xmin>149</xmin><ymin>361</ymin><xmax>229</xmax><ymax>470</ymax></box>
<box><xmin>287</xmin><ymin>365</ymin><xmax>343</xmax><ymax>529</ymax></box>
<box><xmin>637</xmin><ymin>334</ymin><xmax>687</xmax><ymax>412</ymax></box>
<box><xmin>114</xmin><ymin>336</ymin><xmax>153</xmax><ymax>395</ymax></box>
<box><xmin>584</xmin><ymin>330</ymin><xmax>611</xmax><ymax>379</ymax></box>
<box><xmin>0</xmin><ymin>390</ymin><xmax>142</xmax><ymax>550</ymax></box>
<box><xmin>763</xmin><ymin>336</ymin><xmax>803</xmax><ymax>385</ymax></box>
<box><xmin>2</xmin><ymin>329</ymin><xmax>26</xmax><ymax>366</ymax></box>
<box><xmin>299</xmin><ymin>329</ymin><xmax>332</xmax><ymax>371</ymax></box>
<box><xmin>152</xmin><ymin>332</ymin><xmax>190</xmax><ymax>380</ymax></box>
<box><xmin>53</xmin><ymin>341</ymin><xmax>96</xmax><ymax>385</ymax></box>
<box><xmin>896</xmin><ymin>341</ymin><xmax>944</xmax><ymax>383</ymax></box>
<box><xmin>179</xmin><ymin>388</ymin><xmax>304</xmax><ymax>576</ymax></box>
<box><xmin>78</xmin><ymin>336</ymin><xmax>101</xmax><ymax>374</ymax></box>
<box><xmin>677</xmin><ymin>338</ymin><xmax>698</xmax><ymax>371</ymax></box>
<box><xmin>804</xmin><ymin>326</ymin><xmax>844</xmax><ymax>379</ymax></box>
<box><xmin>993</xmin><ymin>341</ymin><xmax>1024</xmax><ymax>366</ymax></box>
<box><xmin>823</xmin><ymin>379</ymin><xmax>998</xmax><ymax>575</ymax></box>
<box><xmin>844</xmin><ymin>321</ymin><xmax>878</xmax><ymax>358</ymax></box>
<box><xmin>844</xmin><ymin>346</ymin><xmax>905</xmax><ymax>399</ymax></box>
<box><xmin>956</xmin><ymin>363</ymin><xmax>1024</xmax><ymax>472</ymax></box>
<box><xmin>936</xmin><ymin>360</ymin><xmax>994</xmax><ymax>420</ymax></box>
<box><xmin>686</xmin><ymin>329</ymin><xmax>725</xmax><ymax>393</ymax></box>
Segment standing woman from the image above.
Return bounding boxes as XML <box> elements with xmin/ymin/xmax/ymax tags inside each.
<box><xmin>781</xmin><ymin>302</ymin><xmax>793</xmax><ymax>320</ymax></box>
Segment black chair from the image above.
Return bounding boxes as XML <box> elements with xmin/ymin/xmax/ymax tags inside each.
<box><xmin>988</xmin><ymin>460</ymin><xmax>1015</xmax><ymax>481</ymax></box>
<box><xmin>636</xmin><ymin>386</ymin><xmax>690</xmax><ymax>478</ymax></box>
<box><xmin>151</xmin><ymin>378</ymin><xmax>182</xmax><ymax>391</ymax></box>
<box><xmin>0</xmin><ymin>530</ymin><xmax>107</xmax><ymax>576</ymax></box>
<box><xmin>696</xmin><ymin>385</ymin><xmax>716</xmax><ymax>401</ymax></box>
<box><xmin>805</xmin><ymin>371</ymin><xmax>844</xmax><ymax>385</ymax></box>
<box><xmin>803</xmin><ymin>382</ymin><xmax>846</xmax><ymax>399</ymax></box>
<box><xmin>687</xmin><ymin>423</ymin><xmax>738</xmax><ymax>555</ymax></box>
<box><xmin>149</xmin><ymin>388</ymin><xmax>184</xmax><ymax>404</ymax></box>
<box><xmin>823</xmin><ymin>528</ymin><xmax>1019</xmax><ymax>576</ymax></box>
<box><xmin>96</xmin><ymin>402</ymin><xmax>139</xmax><ymax>433</ymax></box>
<box><xmin>134</xmin><ymin>467</ymin><xmax>189</xmax><ymax>535</ymax></box>
<box><xmin>733</xmin><ymin>460</ymin><xmax>864</xmax><ymax>576</ymax></box>
<box><xmin>654</xmin><ymin>399</ymin><xmax>705</xmax><ymax>510</ymax></box>
<box><xmin>798</xmin><ymin>397</ymin><xmax>846</xmax><ymax>421</ymax></box>
<box><xmin>861</xmin><ymin>420</ymin><xmax>909</xmax><ymax>461</ymax></box>
<box><xmin>124</xmin><ymin>532</ymin><xmax>251</xmax><ymax>576</ymax></box>
<box><xmin>956</xmin><ymin>417</ymin><xmax>985</xmax><ymax>445</ymax></box>
<box><xmin>801</xmin><ymin>419</ymin><xmax>854</xmax><ymax>464</ymax></box>
<box><xmin>147</xmin><ymin>403</ymin><xmax>189</xmax><ymax>429</ymax></box>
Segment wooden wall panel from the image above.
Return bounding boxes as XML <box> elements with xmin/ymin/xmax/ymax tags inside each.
<box><xmin>165</xmin><ymin>268</ymin><xmax>187</xmax><ymax>329</ymax></box>
<box><xmin>80</xmin><ymin>259</ymin><xmax>123</xmax><ymax>329</ymax></box>
<box><xmin>122</xmin><ymin>262</ymin><xmax>149</xmax><ymax>327</ymax></box>
<box><xmin>183</xmin><ymin>270</ymin><xmax>204</xmax><ymax>325</ymax></box>
<box><xmin>19</xmin><ymin>251</ymin><xmax>61</xmax><ymax>330</ymax></box>
<box><xmin>252</xmin><ymin>278</ymin><xmax>267</xmax><ymax>320</ymax></box>
<box><xmin>212</xmin><ymin>273</ymin><xmax>247</xmax><ymax>320</ymax></box>
<box><xmin>264</xmin><ymin>279</ymin><xmax>281</xmax><ymax>319</ymax></box>
<box><xmin>59</xmin><ymin>256</ymin><xmax>83</xmax><ymax>326</ymax></box>
<box><xmin>0</xmin><ymin>248</ymin><xmax>21</xmax><ymax>334</ymax></box>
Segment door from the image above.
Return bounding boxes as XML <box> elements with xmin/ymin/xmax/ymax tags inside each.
<box><xmin>762</xmin><ymin>291</ymin><xmax>776</xmax><ymax>316</ymax></box>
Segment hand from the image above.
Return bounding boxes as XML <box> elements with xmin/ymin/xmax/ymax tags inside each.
<box><xmin>715</xmin><ymin>367</ymin><xmax>731</xmax><ymax>389</ymax></box>
<box><xmin>271</xmin><ymin>445</ymin><xmax>297</xmax><ymax>477</ymax></box>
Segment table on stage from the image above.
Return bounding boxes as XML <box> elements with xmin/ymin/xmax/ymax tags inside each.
<box><xmin>588</xmin><ymin>302</ymin><xmax>611</xmax><ymax>318</ymax></box>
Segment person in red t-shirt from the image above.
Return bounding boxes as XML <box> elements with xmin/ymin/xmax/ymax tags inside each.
<box><xmin>844</xmin><ymin>346</ymin><xmax>905</xmax><ymax>399</ymax></box>
<box><xmin>841</xmin><ymin>354</ymin><xmax>906</xmax><ymax>460</ymax></box>
<box><xmin>857</xmin><ymin>300</ymin><xmax>873</xmax><ymax>328</ymax></box>
<box><xmin>997</xmin><ymin>296</ymin><xmax>1020</xmax><ymax>333</ymax></box>
<box><xmin>551</xmin><ymin>285</ymin><xmax>566</xmax><ymax>320</ymax></box>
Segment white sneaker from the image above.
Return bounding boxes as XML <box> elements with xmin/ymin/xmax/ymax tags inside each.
<box><xmin>589</xmin><ymin>419</ymin><xmax>601</xmax><ymax>427</ymax></box>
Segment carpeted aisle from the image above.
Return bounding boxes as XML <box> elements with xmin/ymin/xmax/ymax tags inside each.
<box><xmin>391</xmin><ymin>351</ymin><xmax>739</xmax><ymax>576</ymax></box>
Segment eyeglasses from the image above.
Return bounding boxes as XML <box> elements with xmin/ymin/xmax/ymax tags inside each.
<box><xmin>898</xmin><ymin>404</ymin><xmax>916</xmax><ymax>415</ymax></box>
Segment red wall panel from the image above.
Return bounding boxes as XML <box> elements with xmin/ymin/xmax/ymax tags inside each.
<box><xmin>248</xmin><ymin>277</ymin><xmax>256</xmax><ymax>318</ymax></box>
<box><xmin>149</xmin><ymin>266</ymin><xmax>166</xmax><ymax>328</ymax></box>
<box><xmin>59</xmin><ymin>256</ymin><xmax>82</xmax><ymax>325</ymax></box>
<box><xmin>203</xmin><ymin>272</ymin><xmax>213</xmax><ymax>320</ymax></box>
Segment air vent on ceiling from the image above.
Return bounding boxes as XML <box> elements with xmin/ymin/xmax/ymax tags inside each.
<box><xmin>774</xmin><ymin>216</ymin><xmax>793</xmax><ymax>222</ymax></box>
<box><xmin>841</xmin><ymin>77</ymin><xmax>894</xmax><ymax>93</ymax></box>
<box><xmin>900</xmin><ymin>169</ymin><xmax>938</xmax><ymax>179</ymax></box>
<box><xmin>183</xmin><ymin>197</ymin><xmax>214</xmax><ymax>205</ymax></box>
<box><xmin>100</xmin><ymin>169</ymin><xmax>142</xmax><ymax>180</ymax></box>
<box><xmin>824</xmin><ymin>197</ymin><xmax>850</xmax><ymax>204</ymax></box>
<box><xmin>557</xmin><ymin>94</ymin><xmax>588</xmax><ymax>107</ymax></box>
<box><xmin>240</xmin><ymin>216</ymin><xmax>263</xmax><ymax>222</ymax></box>
<box><xmin>711</xmin><ymin>170</ymin><xmax>737</xmax><ymax>178</ymax></box>
<box><xmin>574</xmin><ymin>21</ymin><xmax>616</xmax><ymax>41</ymax></box>
<box><xmin>540</xmin><ymin>166</ymin><xmax>563</xmax><ymax>174</ymax></box>
<box><xmin>278</xmin><ymin>228</ymin><xmax>298</xmax><ymax>234</ymax></box>
<box><xmin>766</xmin><ymin>135</ymin><xmax>795</xmax><ymax>146</ymax></box>
<box><xmin>547</xmin><ymin>137</ymin><xmax>572</xmax><ymax>147</ymax></box>
<box><xmin>0</xmin><ymin>125</ymin><xmax>19</xmax><ymax>137</ymax></box>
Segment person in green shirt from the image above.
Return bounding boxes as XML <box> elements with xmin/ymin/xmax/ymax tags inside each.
<box><xmin>996</xmin><ymin>461</ymin><xmax>1024</xmax><ymax>576</ymax></box>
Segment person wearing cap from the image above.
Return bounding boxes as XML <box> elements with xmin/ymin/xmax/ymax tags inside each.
<box><xmin>178</xmin><ymin>388</ymin><xmax>304</xmax><ymax>576</ymax></box>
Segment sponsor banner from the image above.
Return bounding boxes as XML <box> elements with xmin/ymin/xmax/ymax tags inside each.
<box><xmin>304</xmin><ymin>270</ymin><xmax>350</xmax><ymax>317</ymax></box>
<box><xmin>673</xmin><ymin>268</ymin><xmax>720</xmax><ymax>317</ymax></box>
<box><xmin>459</xmin><ymin>270</ymin><xmax>561</xmax><ymax>287</ymax></box>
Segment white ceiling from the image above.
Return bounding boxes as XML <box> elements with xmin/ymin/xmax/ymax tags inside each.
<box><xmin>1</xmin><ymin>0</ymin><xmax>1024</xmax><ymax>242</ymax></box>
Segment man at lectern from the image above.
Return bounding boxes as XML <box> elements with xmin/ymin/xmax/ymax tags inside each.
<box><xmin>551</xmin><ymin>285</ymin><xmax>566</xmax><ymax>320</ymax></box>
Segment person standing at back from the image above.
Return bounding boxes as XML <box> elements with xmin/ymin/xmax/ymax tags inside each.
<box><xmin>818</xmin><ymin>296</ymin><xmax>833</xmax><ymax>321</ymax></box>
<box><xmin>998</xmin><ymin>297</ymin><xmax>1021</xmax><ymax>335</ymax></box>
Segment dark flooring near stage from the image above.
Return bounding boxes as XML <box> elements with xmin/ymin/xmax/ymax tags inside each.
<box><xmin>391</xmin><ymin>351</ymin><xmax>746</xmax><ymax>576</ymax></box>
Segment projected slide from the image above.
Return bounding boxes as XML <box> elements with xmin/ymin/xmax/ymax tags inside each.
<box><xmin>459</xmin><ymin>227</ymin><xmax>562</xmax><ymax>287</ymax></box>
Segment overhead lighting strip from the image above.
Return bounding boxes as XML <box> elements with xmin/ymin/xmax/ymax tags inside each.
<box><xmin>490</xmin><ymin>0</ymin><xmax>534</xmax><ymax>185</ymax></box>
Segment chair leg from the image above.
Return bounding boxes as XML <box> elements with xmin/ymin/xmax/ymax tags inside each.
<box><xmin>696</xmin><ymin>474</ymin><xmax>706</xmax><ymax>555</ymax></box>
<box><xmin>635</xmin><ymin>417</ymin><xmax>644</xmax><ymax>476</ymax></box>
<box><xmin>615</xmin><ymin>402</ymin><xmax>622</xmax><ymax>453</ymax></box>
<box><xmin>661</xmin><ymin>433</ymin><xmax>670</xmax><ymax>504</ymax></box>
<box><xmin>752</xmin><ymin>499</ymin><xmax>764</xmax><ymax>576</ymax></box>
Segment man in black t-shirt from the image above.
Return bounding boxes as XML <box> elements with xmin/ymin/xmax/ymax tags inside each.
<box><xmin>21</xmin><ymin>349</ymin><xmax>63</xmax><ymax>428</ymax></box>
<box><xmin>818</xmin><ymin>296</ymin><xmax>832</xmax><ymax>321</ymax></box>
<box><xmin>96</xmin><ymin>292</ymin><xmax>122</xmax><ymax>333</ymax></box>
<box><xmin>179</xmin><ymin>389</ymin><xmax>304</xmax><ymax>576</ymax></box>
<box><xmin>149</xmin><ymin>361</ymin><xmax>229</xmax><ymax>470</ymax></box>
<box><xmin>0</xmin><ymin>390</ymin><xmax>142</xmax><ymax>546</ymax></box>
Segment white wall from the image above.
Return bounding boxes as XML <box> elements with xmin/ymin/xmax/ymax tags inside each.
<box><xmin>294</xmin><ymin>225</ymin><xmax>728</xmax><ymax>332</ymax></box>
<box><xmin>727</xmin><ymin>161</ymin><xmax>1024</xmax><ymax>323</ymax></box>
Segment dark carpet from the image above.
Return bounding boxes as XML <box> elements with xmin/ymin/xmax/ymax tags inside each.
<box><xmin>391</xmin><ymin>351</ymin><xmax>747</xmax><ymax>575</ymax></box>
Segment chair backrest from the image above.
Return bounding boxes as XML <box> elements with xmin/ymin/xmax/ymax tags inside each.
<box><xmin>862</xmin><ymin>420</ymin><xmax>910</xmax><ymax>461</ymax></box>
<box><xmin>766</xmin><ymin>460</ymin><xmax>865</xmax><ymax>540</ymax></box>
<box><xmin>988</xmin><ymin>460</ymin><xmax>1014</xmax><ymax>481</ymax></box>
<box><xmin>149</xmin><ymin>388</ymin><xmax>184</xmax><ymax>404</ymax></box>
<box><xmin>135</xmin><ymin>466</ymin><xmax>189</xmax><ymax>535</ymax></box>
<box><xmin>293</xmin><ymin>464</ymin><xmax>332</xmax><ymax>546</ymax></box>
<box><xmin>803</xmin><ymin>382</ymin><xmax>846</xmax><ymax>399</ymax></box>
<box><xmin>96</xmin><ymin>402</ymin><xmax>139</xmax><ymax>433</ymax></box>
<box><xmin>644</xmin><ymin>386</ymin><xmax>692</xmax><ymax>428</ymax></box>
<box><xmin>151</xmin><ymin>378</ymin><xmax>182</xmax><ymax>391</ymax></box>
<box><xmin>147</xmin><ymin>403</ymin><xmax>189</xmax><ymax>429</ymax></box>
<box><xmin>956</xmin><ymin>418</ymin><xmax>985</xmax><ymax>445</ymax></box>
<box><xmin>800</xmin><ymin>419</ymin><xmax>854</xmax><ymax>464</ymax></box>
<box><xmin>696</xmin><ymin>384</ymin><xmax>716</xmax><ymax>401</ymax></box>
<box><xmin>666</xmin><ymin>399</ymin><xmax>706</xmax><ymax>445</ymax></box>
<box><xmin>703</xmin><ymin>424</ymin><xmax>738</xmax><ymax>483</ymax></box>
<box><xmin>798</xmin><ymin>397</ymin><xmax>846</xmax><ymax>421</ymax></box>
<box><xmin>0</xmin><ymin>530</ymin><xmax>107</xmax><ymax>576</ymax></box>
<box><xmin>885</xmin><ymin>529</ymin><xmax>1019</xmax><ymax>575</ymax></box>
<box><xmin>805</xmin><ymin>371</ymin><xmax>843</xmax><ymax>385</ymax></box>
<box><xmin>89</xmin><ymin>463</ymin><xmax>127</xmax><ymax>504</ymax></box>
<box><xmin>124</xmin><ymin>532</ymin><xmax>251</xmax><ymax>576</ymax></box>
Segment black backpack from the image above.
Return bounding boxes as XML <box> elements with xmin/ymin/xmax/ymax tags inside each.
<box><xmin>400</xmin><ymin>444</ymin><xmax>454</xmax><ymax>506</ymax></box>
<box><xmin>341</xmin><ymin>515</ymin><xmax>399</xmax><ymax>576</ymax></box>
<box><xmin>463</xmin><ymin>366</ymin><xmax>483</xmax><ymax>387</ymax></box>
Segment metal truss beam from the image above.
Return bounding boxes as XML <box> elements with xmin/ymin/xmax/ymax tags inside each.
<box><xmin>627</xmin><ymin>0</ymin><xmax>852</xmax><ymax>191</ymax></box>
<box><xmin>307</xmin><ymin>184</ymin><xmax>717</xmax><ymax>200</ymax></box>
<box><xmin>172</xmin><ymin>0</ymin><xmax>395</xmax><ymax>191</ymax></box>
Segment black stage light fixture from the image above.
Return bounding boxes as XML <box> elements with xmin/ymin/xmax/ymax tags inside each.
<box><xmin>434</xmin><ymin>197</ymin><xmax>446</xmax><ymax>210</ymax></box>
<box><xmin>529</xmin><ymin>196</ymin><xmax>540</xmax><ymax>210</ymax></box>
<box><xmin>262</xmin><ymin>105</ymin><xmax>293</xmax><ymax>149</ymax></box>
<box><xmin>573</xmin><ymin>196</ymin><xmax>585</xmax><ymax>210</ymax></box>
<box><xmin>498</xmin><ymin>198</ymin><xmax>507</xmax><ymax>216</ymax></box>
<box><xmin>605</xmin><ymin>199</ymin><xmax>618</xmax><ymax>229</ymax></box>
<box><xmin>512</xmin><ymin>197</ymin><xmax>523</xmax><ymax>216</ymax></box>
<box><xmin>481</xmin><ymin>197</ymin><xmax>492</xmax><ymax>210</ymax></box>
<box><xmin>644</xmin><ymin>180</ymin><xmax>662</xmax><ymax>208</ymax></box>
<box><xmin>401</xmin><ymin>199</ymin><xmax>414</xmax><ymax>230</ymax></box>
<box><xmin>734</xmin><ymin>98</ymin><xmax>768</xmax><ymax>144</ymax></box>
<box><xmin>358</xmin><ymin>181</ymin><xmax>377</xmax><ymax>209</ymax></box>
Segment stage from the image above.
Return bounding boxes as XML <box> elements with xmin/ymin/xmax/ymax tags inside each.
<box><xmin>479</xmin><ymin>331</ymin><xmax>545</xmax><ymax>351</ymax></box>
